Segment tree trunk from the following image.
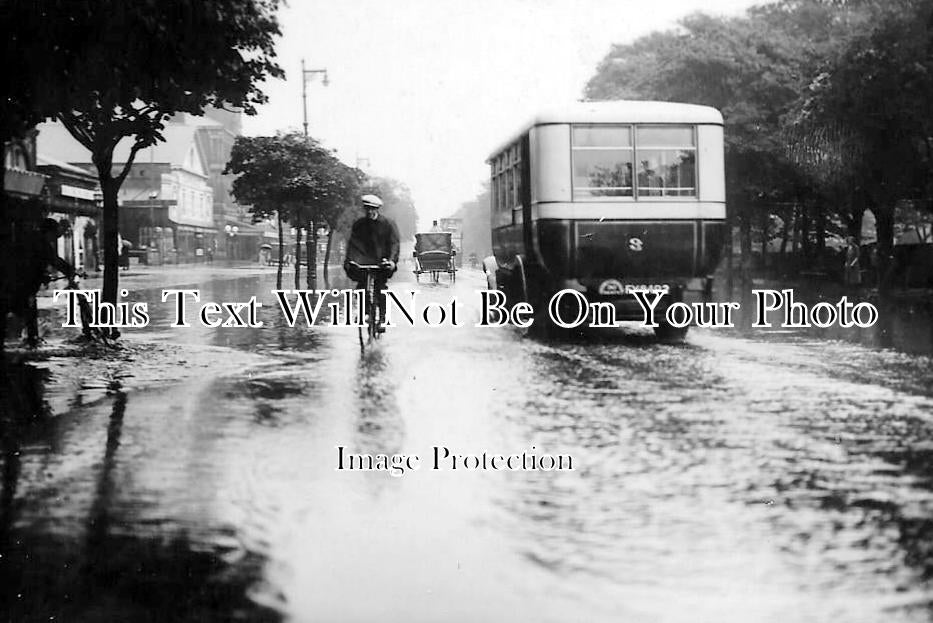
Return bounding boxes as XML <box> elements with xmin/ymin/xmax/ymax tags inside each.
<box><xmin>276</xmin><ymin>212</ymin><xmax>284</xmax><ymax>290</ymax></box>
<box><xmin>779</xmin><ymin>205</ymin><xmax>790</xmax><ymax>256</ymax></box>
<box><xmin>739</xmin><ymin>206</ymin><xmax>752</xmax><ymax>267</ymax></box>
<box><xmin>294</xmin><ymin>226</ymin><xmax>302</xmax><ymax>289</ymax></box>
<box><xmin>875</xmin><ymin>204</ymin><xmax>895</xmax><ymax>294</ymax></box>
<box><xmin>759</xmin><ymin>206</ymin><xmax>769</xmax><ymax>271</ymax></box>
<box><xmin>323</xmin><ymin>228</ymin><xmax>335</xmax><ymax>288</ymax></box>
<box><xmin>815</xmin><ymin>202</ymin><xmax>826</xmax><ymax>255</ymax></box>
<box><xmin>0</xmin><ymin>154</ymin><xmax>9</xmax><ymax>245</ymax></box>
<box><xmin>100</xmin><ymin>176</ymin><xmax>120</xmax><ymax>312</ymax></box>
<box><xmin>307</xmin><ymin>220</ymin><xmax>318</xmax><ymax>290</ymax></box>
<box><xmin>800</xmin><ymin>207</ymin><xmax>812</xmax><ymax>259</ymax></box>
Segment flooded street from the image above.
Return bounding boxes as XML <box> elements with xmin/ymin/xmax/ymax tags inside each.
<box><xmin>3</xmin><ymin>268</ymin><xmax>933</xmax><ymax>622</ymax></box>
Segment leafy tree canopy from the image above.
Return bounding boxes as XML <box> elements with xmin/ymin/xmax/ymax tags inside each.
<box><xmin>362</xmin><ymin>177</ymin><xmax>418</xmax><ymax>241</ymax></box>
<box><xmin>226</xmin><ymin>132</ymin><xmax>361</xmax><ymax>227</ymax></box>
<box><xmin>2</xmin><ymin>0</ymin><xmax>284</xmax><ymax>309</ymax></box>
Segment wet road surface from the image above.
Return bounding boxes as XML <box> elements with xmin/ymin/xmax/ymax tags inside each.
<box><xmin>2</xmin><ymin>268</ymin><xmax>933</xmax><ymax>622</ymax></box>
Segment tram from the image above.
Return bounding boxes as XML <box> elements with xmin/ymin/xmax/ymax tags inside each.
<box><xmin>483</xmin><ymin>100</ymin><xmax>726</xmax><ymax>339</ymax></box>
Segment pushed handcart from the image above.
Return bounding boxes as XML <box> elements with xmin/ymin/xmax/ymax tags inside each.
<box><xmin>413</xmin><ymin>232</ymin><xmax>456</xmax><ymax>284</ymax></box>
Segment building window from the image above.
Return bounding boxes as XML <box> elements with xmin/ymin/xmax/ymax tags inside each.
<box><xmin>4</xmin><ymin>145</ymin><xmax>28</xmax><ymax>170</ymax></box>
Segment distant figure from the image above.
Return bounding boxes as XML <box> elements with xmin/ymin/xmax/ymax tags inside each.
<box><xmin>206</xmin><ymin>240</ymin><xmax>215</xmax><ymax>264</ymax></box>
<box><xmin>0</xmin><ymin>218</ymin><xmax>76</xmax><ymax>348</ymax></box>
<box><xmin>844</xmin><ymin>236</ymin><xmax>861</xmax><ymax>286</ymax></box>
<box><xmin>120</xmin><ymin>239</ymin><xmax>132</xmax><ymax>270</ymax></box>
<box><xmin>430</xmin><ymin>220</ymin><xmax>442</xmax><ymax>233</ymax></box>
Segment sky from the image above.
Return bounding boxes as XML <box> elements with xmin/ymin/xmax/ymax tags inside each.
<box><xmin>243</xmin><ymin>0</ymin><xmax>764</xmax><ymax>226</ymax></box>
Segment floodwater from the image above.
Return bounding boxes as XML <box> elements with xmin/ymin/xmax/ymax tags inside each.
<box><xmin>2</xmin><ymin>268</ymin><xmax>933</xmax><ymax>622</ymax></box>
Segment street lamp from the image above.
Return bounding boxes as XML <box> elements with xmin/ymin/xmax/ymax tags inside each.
<box><xmin>225</xmin><ymin>224</ymin><xmax>238</xmax><ymax>261</ymax></box>
<box><xmin>301</xmin><ymin>58</ymin><xmax>329</xmax><ymax>137</ymax></box>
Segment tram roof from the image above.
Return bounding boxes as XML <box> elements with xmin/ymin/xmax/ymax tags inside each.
<box><xmin>488</xmin><ymin>100</ymin><xmax>723</xmax><ymax>160</ymax></box>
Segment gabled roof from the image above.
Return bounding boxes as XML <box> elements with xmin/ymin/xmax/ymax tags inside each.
<box><xmin>36</xmin><ymin>121</ymin><xmax>207</xmax><ymax>176</ymax></box>
<box><xmin>177</xmin><ymin>113</ymin><xmax>224</xmax><ymax>129</ymax></box>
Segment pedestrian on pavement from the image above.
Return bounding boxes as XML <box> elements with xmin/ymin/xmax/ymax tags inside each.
<box><xmin>844</xmin><ymin>236</ymin><xmax>861</xmax><ymax>286</ymax></box>
<box><xmin>343</xmin><ymin>194</ymin><xmax>400</xmax><ymax>331</ymax></box>
<box><xmin>0</xmin><ymin>218</ymin><xmax>77</xmax><ymax>349</ymax></box>
<box><xmin>120</xmin><ymin>239</ymin><xmax>132</xmax><ymax>270</ymax></box>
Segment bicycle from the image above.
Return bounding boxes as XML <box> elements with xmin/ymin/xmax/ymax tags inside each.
<box><xmin>348</xmin><ymin>261</ymin><xmax>391</xmax><ymax>351</ymax></box>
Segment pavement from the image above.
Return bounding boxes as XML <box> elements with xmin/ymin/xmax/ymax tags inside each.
<box><xmin>35</xmin><ymin>261</ymin><xmax>301</xmax><ymax>309</ymax></box>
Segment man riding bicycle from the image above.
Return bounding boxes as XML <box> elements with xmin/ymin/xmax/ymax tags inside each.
<box><xmin>343</xmin><ymin>194</ymin><xmax>400</xmax><ymax>332</ymax></box>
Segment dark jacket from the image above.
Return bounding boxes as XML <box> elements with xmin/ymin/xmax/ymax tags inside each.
<box><xmin>1</xmin><ymin>230</ymin><xmax>73</xmax><ymax>305</ymax></box>
<box><xmin>344</xmin><ymin>214</ymin><xmax>400</xmax><ymax>268</ymax></box>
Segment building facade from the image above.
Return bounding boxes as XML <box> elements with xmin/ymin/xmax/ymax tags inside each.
<box><xmin>37</xmin><ymin>121</ymin><xmax>214</xmax><ymax>264</ymax></box>
<box><xmin>4</xmin><ymin>131</ymin><xmax>102</xmax><ymax>273</ymax></box>
<box><xmin>36</xmin><ymin>154</ymin><xmax>101</xmax><ymax>272</ymax></box>
<box><xmin>186</xmin><ymin>110</ymin><xmax>267</xmax><ymax>260</ymax></box>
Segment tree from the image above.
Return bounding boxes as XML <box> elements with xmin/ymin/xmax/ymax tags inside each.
<box><xmin>584</xmin><ymin>2</ymin><xmax>877</xmax><ymax>273</ymax></box>
<box><xmin>1</xmin><ymin>0</ymin><xmax>87</xmax><ymax>239</ymax></box>
<box><xmin>364</xmin><ymin>177</ymin><xmax>418</xmax><ymax>241</ymax></box>
<box><xmin>3</xmin><ymin>0</ymin><xmax>283</xmax><ymax>320</ymax></box>
<box><xmin>289</xmin><ymin>154</ymin><xmax>362</xmax><ymax>290</ymax></box>
<box><xmin>225</xmin><ymin>133</ymin><xmax>360</xmax><ymax>290</ymax></box>
<box><xmin>797</xmin><ymin>0</ymin><xmax>933</xmax><ymax>286</ymax></box>
<box><xmin>226</xmin><ymin>136</ymin><xmax>290</xmax><ymax>288</ymax></box>
<box><xmin>320</xmin><ymin>167</ymin><xmax>365</xmax><ymax>288</ymax></box>
<box><xmin>446</xmin><ymin>184</ymin><xmax>492</xmax><ymax>260</ymax></box>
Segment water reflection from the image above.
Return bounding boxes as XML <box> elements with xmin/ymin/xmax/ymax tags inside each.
<box><xmin>724</xmin><ymin>278</ymin><xmax>933</xmax><ymax>356</ymax></box>
<box><xmin>5</xmin><ymin>271</ymin><xmax>933</xmax><ymax>622</ymax></box>
<box><xmin>354</xmin><ymin>347</ymin><xmax>404</xmax><ymax>454</ymax></box>
<box><xmin>0</xmin><ymin>371</ymin><xmax>279</xmax><ymax>621</ymax></box>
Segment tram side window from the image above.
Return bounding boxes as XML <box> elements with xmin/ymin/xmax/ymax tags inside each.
<box><xmin>512</xmin><ymin>144</ymin><xmax>522</xmax><ymax>209</ymax></box>
<box><xmin>491</xmin><ymin>154</ymin><xmax>511</xmax><ymax>227</ymax></box>
<box><xmin>572</xmin><ymin>125</ymin><xmax>633</xmax><ymax>199</ymax></box>
<box><xmin>499</xmin><ymin>155</ymin><xmax>508</xmax><ymax>212</ymax></box>
<box><xmin>635</xmin><ymin>126</ymin><xmax>696</xmax><ymax>197</ymax></box>
<box><xmin>490</xmin><ymin>163</ymin><xmax>498</xmax><ymax>212</ymax></box>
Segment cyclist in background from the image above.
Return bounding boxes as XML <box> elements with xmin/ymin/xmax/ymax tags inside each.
<box><xmin>343</xmin><ymin>194</ymin><xmax>400</xmax><ymax>332</ymax></box>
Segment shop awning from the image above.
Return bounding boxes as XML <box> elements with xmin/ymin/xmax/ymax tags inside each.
<box><xmin>4</xmin><ymin>168</ymin><xmax>48</xmax><ymax>197</ymax></box>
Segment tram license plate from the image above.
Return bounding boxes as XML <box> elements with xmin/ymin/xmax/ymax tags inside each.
<box><xmin>596</xmin><ymin>280</ymin><xmax>671</xmax><ymax>295</ymax></box>
<box><xmin>623</xmin><ymin>284</ymin><xmax>669</xmax><ymax>294</ymax></box>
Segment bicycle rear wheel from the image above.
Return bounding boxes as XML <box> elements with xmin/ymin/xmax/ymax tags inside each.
<box><xmin>359</xmin><ymin>273</ymin><xmax>380</xmax><ymax>350</ymax></box>
<box><xmin>367</xmin><ymin>285</ymin><xmax>379</xmax><ymax>342</ymax></box>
